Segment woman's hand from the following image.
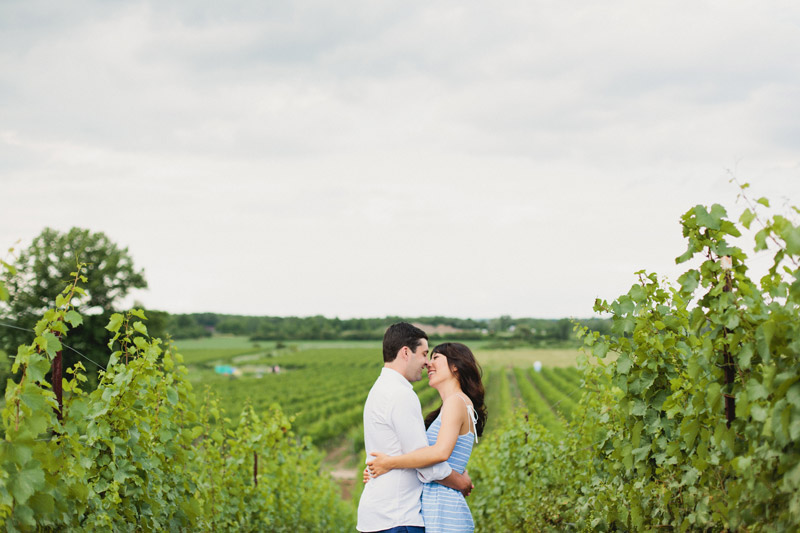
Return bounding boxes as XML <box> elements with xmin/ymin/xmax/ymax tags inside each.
<box><xmin>366</xmin><ymin>451</ymin><xmax>394</xmax><ymax>477</ymax></box>
<box><xmin>362</xmin><ymin>466</ymin><xmax>371</xmax><ymax>484</ymax></box>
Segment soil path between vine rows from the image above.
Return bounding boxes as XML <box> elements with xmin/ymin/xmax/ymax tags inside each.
<box><xmin>325</xmin><ymin>440</ymin><xmax>359</xmax><ymax>501</ymax></box>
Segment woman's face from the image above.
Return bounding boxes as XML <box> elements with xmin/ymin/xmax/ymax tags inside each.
<box><xmin>426</xmin><ymin>351</ymin><xmax>455</xmax><ymax>387</ymax></box>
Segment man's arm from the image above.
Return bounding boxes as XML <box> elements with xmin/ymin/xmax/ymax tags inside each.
<box><xmin>436</xmin><ymin>469</ymin><xmax>473</xmax><ymax>497</ymax></box>
<box><xmin>369</xmin><ymin>397</ymin><xmax>464</xmax><ymax>472</ymax></box>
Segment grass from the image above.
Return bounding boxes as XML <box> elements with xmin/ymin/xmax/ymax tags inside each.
<box><xmin>474</xmin><ymin>347</ymin><xmax>582</xmax><ymax>369</ymax></box>
<box><xmin>174</xmin><ymin>335</ymin><xmax>255</xmax><ymax>350</ymax></box>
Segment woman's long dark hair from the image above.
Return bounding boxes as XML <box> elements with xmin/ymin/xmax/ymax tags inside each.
<box><xmin>424</xmin><ymin>342</ymin><xmax>487</xmax><ymax>437</ymax></box>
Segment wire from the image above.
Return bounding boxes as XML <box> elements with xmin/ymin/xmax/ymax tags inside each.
<box><xmin>0</xmin><ymin>321</ymin><xmax>107</xmax><ymax>371</ymax></box>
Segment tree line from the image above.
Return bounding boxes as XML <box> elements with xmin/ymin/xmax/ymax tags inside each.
<box><xmin>164</xmin><ymin>312</ymin><xmax>610</xmax><ymax>343</ymax></box>
<box><xmin>0</xmin><ymin>227</ymin><xmax>608</xmax><ymax>389</ymax></box>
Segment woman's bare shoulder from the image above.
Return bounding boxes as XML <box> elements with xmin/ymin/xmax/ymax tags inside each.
<box><xmin>442</xmin><ymin>393</ymin><xmax>473</xmax><ymax>414</ymax></box>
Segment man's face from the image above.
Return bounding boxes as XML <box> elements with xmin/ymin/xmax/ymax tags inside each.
<box><xmin>405</xmin><ymin>338</ymin><xmax>429</xmax><ymax>382</ymax></box>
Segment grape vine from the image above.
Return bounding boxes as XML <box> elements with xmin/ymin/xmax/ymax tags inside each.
<box><xmin>471</xmin><ymin>188</ymin><xmax>800</xmax><ymax>531</ymax></box>
<box><xmin>0</xmin><ymin>264</ymin><xmax>352</xmax><ymax>531</ymax></box>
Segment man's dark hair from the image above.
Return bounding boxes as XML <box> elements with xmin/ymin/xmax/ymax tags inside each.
<box><xmin>383</xmin><ymin>322</ymin><xmax>428</xmax><ymax>363</ymax></box>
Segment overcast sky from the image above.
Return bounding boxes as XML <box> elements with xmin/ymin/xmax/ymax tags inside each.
<box><xmin>2</xmin><ymin>0</ymin><xmax>799</xmax><ymax>319</ymax></box>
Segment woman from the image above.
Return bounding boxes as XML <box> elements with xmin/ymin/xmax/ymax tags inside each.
<box><xmin>366</xmin><ymin>342</ymin><xmax>487</xmax><ymax>533</ymax></box>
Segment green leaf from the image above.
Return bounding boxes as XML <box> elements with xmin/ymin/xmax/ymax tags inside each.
<box><xmin>790</xmin><ymin>418</ymin><xmax>800</xmax><ymax>441</ymax></box>
<box><xmin>786</xmin><ymin>383</ymin><xmax>800</xmax><ymax>408</ymax></box>
<box><xmin>707</xmin><ymin>383</ymin><xmax>721</xmax><ymax>409</ymax></box>
<box><xmin>106</xmin><ymin>313</ymin><xmax>123</xmax><ymax>333</ymax></box>
<box><xmin>26</xmin><ymin>352</ymin><xmax>51</xmax><ymax>384</ymax></box>
<box><xmin>592</xmin><ymin>342</ymin><xmax>609</xmax><ymax>359</ymax></box>
<box><xmin>64</xmin><ymin>310</ymin><xmax>83</xmax><ymax>327</ymax></box>
<box><xmin>678</xmin><ymin>270</ymin><xmax>700</xmax><ymax>294</ymax></box>
<box><xmin>746</xmin><ymin>378</ymin><xmax>768</xmax><ymax>401</ymax></box>
<box><xmin>756</xmin><ymin>197</ymin><xmax>770</xmax><ymax>207</ymax></box>
<box><xmin>617</xmin><ymin>354</ymin><xmax>632</xmax><ymax>375</ymax></box>
<box><xmin>755</xmin><ymin>228</ymin><xmax>769</xmax><ymax>251</ymax></box>
<box><xmin>28</xmin><ymin>492</ymin><xmax>55</xmax><ymax>515</ymax></box>
<box><xmin>720</xmin><ymin>220</ymin><xmax>742</xmax><ymax>238</ymax></box>
<box><xmin>10</xmin><ymin>464</ymin><xmax>45</xmax><ymax>504</ymax></box>
<box><xmin>737</xmin><ymin>343</ymin><xmax>754</xmax><ymax>370</ymax></box>
<box><xmin>133</xmin><ymin>337</ymin><xmax>148</xmax><ymax>351</ymax></box>
<box><xmin>629</xmin><ymin>284</ymin><xmax>646</xmax><ymax>303</ymax></box>
<box><xmin>688</xmin><ymin>356</ymin><xmax>700</xmax><ymax>381</ymax></box>
<box><xmin>130</xmin><ymin>308</ymin><xmax>147</xmax><ymax>320</ymax></box>
<box><xmin>751</xmin><ymin>404</ymin><xmax>767</xmax><ymax>422</ymax></box>
<box><xmin>132</xmin><ymin>321</ymin><xmax>148</xmax><ymax>336</ymax></box>
<box><xmin>13</xmin><ymin>504</ymin><xmax>36</xmax><ymax>527</ymax></box>
<box><xmin>41</xmin><ymin>332</ymin><xmax>62</xmax><ymax>358</ymax></box>
<box><xmin>739</xmin><ymin>208</ymin><xmax>755</xmax><ymax>229</ymax></box>
<box><xmin>723</xmin><ymin>312</ymin><xmax>740</xmax><ymax>330</ymax></box>
<box><xmin>683</xmin><ymin>420</ymin><xmax>700</xmax><ymax>447</ymax></box>
<box><xmin>785</xmin><ymin>462</ymin><xmax>800</xmax><ymax>489</ymax></box>
<box><xmin>1</xmin><ymin>260</ymin><xmax>17</xmax><ymax>275</ymax></box>
<box><xmin>783</xmin><ymin>226</ymin><xmax>800</xmax><ymax>255</ymax></box>
<box><xmin>756</xmin><ymin>322</ymin><xmax>775</xmax><ymax>363</ymax></box>
<box><xmin>166</xmin><ymin>388</ymin><xmax>179</xmax><ymax>405</ymax></box>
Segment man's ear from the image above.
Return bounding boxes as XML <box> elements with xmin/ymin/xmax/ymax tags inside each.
<box><xmin>401</xmin><ymin>346</ymin><xmax>410</xmax><ymax>361</ymax></box>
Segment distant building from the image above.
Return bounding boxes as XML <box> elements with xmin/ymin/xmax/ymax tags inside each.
<box><xmin>411</xmin><ymin>323</ymin><xmax>465</xmax><ymax>336</ymax></box>
<box><xmin>214</xmin><ymin>365</ymin><xmax>237</xmax><ymax>376</ymax></box>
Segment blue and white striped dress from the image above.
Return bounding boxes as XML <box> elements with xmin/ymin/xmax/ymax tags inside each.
<box><xmin>421</xmin><ymin>401</ymin><xmax>477</xmax><ymax>533</ymax></box>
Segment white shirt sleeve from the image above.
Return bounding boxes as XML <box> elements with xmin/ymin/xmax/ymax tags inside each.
<box><xmin>390</xmin><ymin>390</ymin><xmax>452</xmax><ymax>483</ymax></box>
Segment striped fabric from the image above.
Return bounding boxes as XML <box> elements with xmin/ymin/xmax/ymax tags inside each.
<box><xmin>421</xmin><ymin>409</ymin><xmax>476</xmax><ymax>533</ymax></box>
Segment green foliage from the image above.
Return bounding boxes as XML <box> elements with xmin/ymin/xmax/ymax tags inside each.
<box><xmin>472</xmin><ymin>189</ymin><xmax>800</xmax><ymax>531</ymax></box>
<box><xmin>0</xmin><ymin>228</ymin><xmax>147</xmax><ymax>386</ymax></box>
<box><xmin>471</xmin><ymin>410</ymin><xmax>585</xmax><ymax>531</ymax></box>
<box><xmin>162</xmin><ymin>313</ymin><xmax>212</xmax><ymax>340</ymax></box>
<box><xmin>0</xmin><ymin>267</ymin><xmax>353</xmax><ymax>531</ymax></box>
<box><xmin>171</xmin><ymin>312</ymin><xmax>607</xmax><ymax>344</ymax></box>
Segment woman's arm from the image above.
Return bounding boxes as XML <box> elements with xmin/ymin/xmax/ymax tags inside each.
<box><xmin>368</xmin><ymin>396</ymin><xmax>465</xmax><ymax>476</ymax></box>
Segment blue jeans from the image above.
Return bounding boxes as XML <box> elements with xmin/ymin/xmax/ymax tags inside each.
<box><xmin>368</xmin><ymin>527</ymin><xmax>425</xmax><ymax>533</ymax></box>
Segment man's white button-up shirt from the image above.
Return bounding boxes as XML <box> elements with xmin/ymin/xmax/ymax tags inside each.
<box><xmin>357</xmin><ymin>367</ymin><xmax>453</xmax><ymax>532</ymax></box>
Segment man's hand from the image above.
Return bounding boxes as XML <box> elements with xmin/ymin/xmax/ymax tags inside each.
<box><xmin>460</xmin><ymin>470</ymin><xmax>473</xmax><ymax>497</ymax></box>
<box><xmin>436</xmin><ymin>468</ymin><xmax>473</xmax><ymax>496</ymax></box>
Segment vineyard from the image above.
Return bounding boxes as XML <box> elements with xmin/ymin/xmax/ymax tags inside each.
<box><xmin>1</xmin><ymin>189</ymin><xmax>798</xmax><ymax>531</ymax></box>
<box><xmin>175</xmin><ymin>337</ymin><xmax>583</xmax><ymax>462</ymax></box>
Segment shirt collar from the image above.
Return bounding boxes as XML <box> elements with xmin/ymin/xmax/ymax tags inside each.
<box><xmin>381</xmin><ymin>366</ymin><xmax>412</xmax><ymax>389</ymax></box>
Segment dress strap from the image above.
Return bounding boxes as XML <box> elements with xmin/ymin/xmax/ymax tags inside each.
<box><xmin>456</xmin><ymin>394</ymin><xmax>479</xmax><ymax>443</ymax></box>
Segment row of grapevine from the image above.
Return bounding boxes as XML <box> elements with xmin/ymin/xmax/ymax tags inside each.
<box><xmin>471</xmin><ymin>194</ymin><xmax>800</xmax><ymax>531</ymax></box>
<box><xmin>483</xmin><ymin>368</ymin><xmax>512</xmax><ymax>434</ymax></box>
<box><xmin>526</xmin><ymin>367</ymin><xmax>578</xmax><ymax>420</ymax></box>
<box><xmin>200</xmin><ymin>348</ymin><xmax>381</xmax><ymax>445</ymax></box>
<box><xmin>511</xmin><ymin>368</ymin><xmax>562</xmax><ymax>433</ymax></box>
<box><xmin>552</xmin><ymin>366</ymin><xmax>582</xmax><ymax>386</ymax></box>
<box><xmin>0</xmin><ymin>264</ymin><xmax>354</xmax><ymax>531</ymax></box>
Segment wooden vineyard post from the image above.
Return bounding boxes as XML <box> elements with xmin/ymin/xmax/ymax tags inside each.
<box><xmin>254</xmin><ymin>451</ymin><xmax>258</xmax><ymax>487</ymax></box>
<box><xmin>721</xmin><ymin>255</ymin><xmax>735</xmax><ymax>428</ymax></box>
<box><xmin>53</xmin><ymin>334</ymin><xmax>63</xmax><ymax>421</ymax></box>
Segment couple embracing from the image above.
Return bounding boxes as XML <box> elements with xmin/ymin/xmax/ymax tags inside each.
<box><xmin>357</xmin><ymin>322</ymin><xmax>487</xmax><ymax>533</ymax></box>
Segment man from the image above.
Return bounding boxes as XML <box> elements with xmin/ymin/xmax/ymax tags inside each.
<box><xmin>357</xmin><ymin>322</ymin><xmax>472</xmax><ymax>533</ymax></box>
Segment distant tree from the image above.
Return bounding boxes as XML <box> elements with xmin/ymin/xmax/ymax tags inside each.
<box><xmin>554</xmin><ymin>318</ymin><xmax>572</xmax><ymax>341</ymax></box>
<box><xmin>488</xmin><ymin>315</ymin><xmax>513</xmax><ymax>333</ymax></box>
<box><xmin>167</xmin><ymin>314</ymin><xmax>211</xmax><ymax>339</ymax></box>
<box><xmin>0</xmin><ymin>227</ymin><xmax>147</xmax><ymax>381</ymax></box>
